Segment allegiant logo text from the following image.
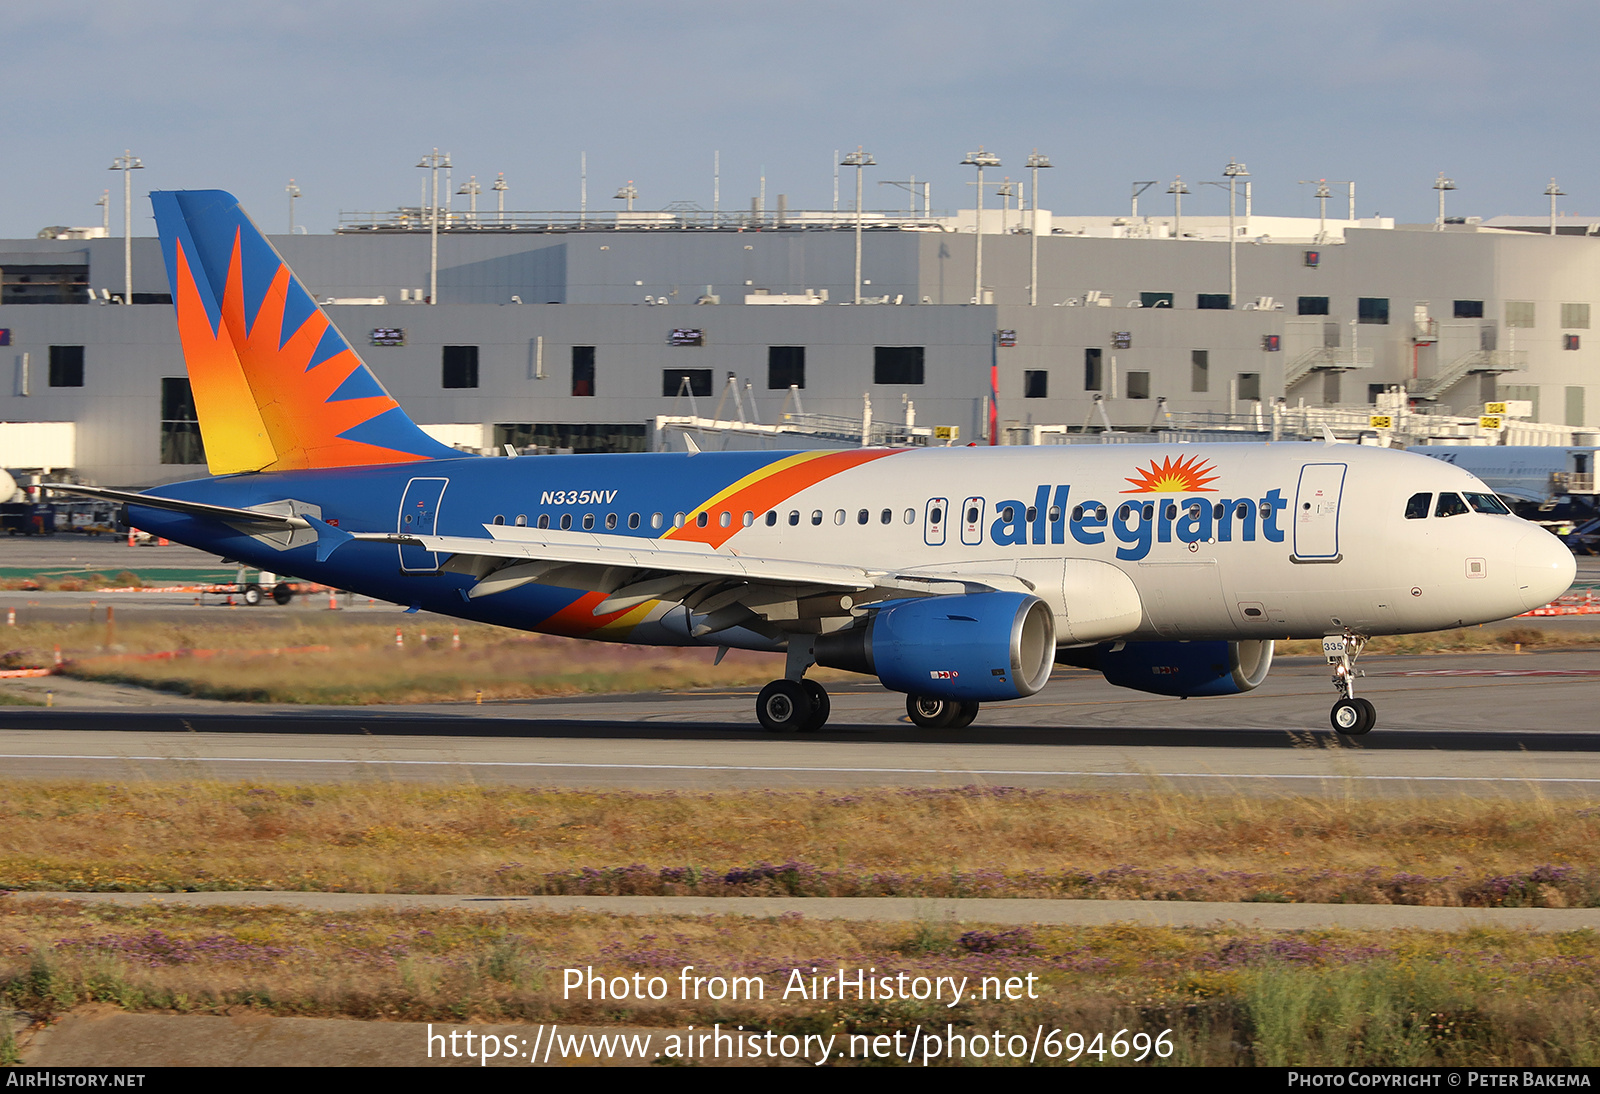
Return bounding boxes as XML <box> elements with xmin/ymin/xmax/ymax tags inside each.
<box><xmin>985</xmin><ymin>485</ymin><xmax>1287</xmax><ymax>562</ymax></box>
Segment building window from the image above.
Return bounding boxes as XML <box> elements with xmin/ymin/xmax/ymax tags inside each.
<box><xmin>1566</xmin><ymin>334</ymin><xmax>1581</xmax><ymax>351</ymax></box>
<box><xmin>1297</xmin><ymin>296</ymin><xmax>1329</xmax><ymax>316</ymax></box>
<box><xmin>1197</xmin><ymin>293</ymin><xmax>1230</xmax><ymax>310</ymax></box>
<box><xmin>1140</xmin><ymin>291</ymin><xmax>1173</xmax><ymax>309</ymax></box>
<box><xmin>663</xmin><ymin>369</ymin><xmax>713</xmax><ymax>397</ymax></box>
<box><xmin>1084</xmin><ymin>348</ymin><xmax>1103</xmax><ymax>391</ymax></box>
<box><xmin>48</xmin><ymin>345</ymin><xmax>84</xmax><ymax>387</ymax></box>
<box><xmin>1506</xmin><ymin>301</ymin><xmax>1535</xmax><ymax>328</ymax></box>
<box><xmin>1454</xmin><ymin>300</ymin><xmax>1484</xmax><ymax>319</ymax></box>
<box><xmin>768</xmin><ymin>346</ymin><xmax>805</xmax><ymax>389</ymax></box>
<box><xmin>571</xmin><ymin>346</ymin><xmax>595</xmax><ymax>396</ymax></box>
<box><xmin>1191</xmin><ymin>350</ymin><xmax>1209</xmax><ymax>393</ymax></box>
<box><xmin>1238</xmin><ymin>373</ymin><xmax>1262</xmax><ymax>401</ymax></box>
<box><xmin>873</xmin><ymin>346</ymin><xmax>924</xmax><ymax>385</ymax></box>
<box><xmin>159</xmin><ymin>377</ymin><xmax>205</xmax><ymax>464</ymax></box>
<box><xmin>1127</xmin><ymin>371</ymin><xmax>1150</xmax><ymax>399</ymax></box>
<box><xmin>442</xmin><ymin>345</ymin><xmax>478</xmax><ymax>388</ymax></box>
<box><xmin>494</xmin><ymin>423</ymin><xmax>649</xmax><ymax>454</ymax></box>
<box><xmin>1561</xmin><ymin>303</ymin><xmax>1590</xmax><ymax>330</ymax></box>
<box><xmin>1358</xmin><ymin>298</ymin><xmax>1389</xmax><ymax>325</ymax></box>
<box><xmin>1023</xmin><ymin>370</ymin><xmax>1048</xmax><ymax>398</ymax></box>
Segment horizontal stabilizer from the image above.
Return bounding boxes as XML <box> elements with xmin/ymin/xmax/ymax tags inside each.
<box><xmin>43</xmin><ymin>484</ymin><xmax>309</xmax><ymax>531</ymax></box>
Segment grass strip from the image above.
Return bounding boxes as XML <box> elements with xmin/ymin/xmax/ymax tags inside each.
<box><xmin>2</xmin><ymin>783</ymin><xmax>1595</xmax><ymax>907</ymax></box>
<box><xmin>0</xmin><ymin>615</ymin><xmax>1592</xmax><ymax>705</ymax></box>
<box><xmin>1</xmin><ymin>901</ymin><xmax>1597</xmax><ymax>1065</ymax></box>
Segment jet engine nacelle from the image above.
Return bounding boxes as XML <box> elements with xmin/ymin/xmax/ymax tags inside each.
<box><xmin>1060</xmin><ymin>639</ymin><xmax>1275</xmax><ymax>698</ymax></box>
<box><xmin>815</xmin><ymin>592</ymin><xmax>1056</xmax><ymax>702</ymax></box>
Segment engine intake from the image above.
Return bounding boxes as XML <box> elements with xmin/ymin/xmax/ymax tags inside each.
<box><xmin>815</xmin><ymin>592</ymin><xmax>1056</xmax><ymax>702</ymax></box>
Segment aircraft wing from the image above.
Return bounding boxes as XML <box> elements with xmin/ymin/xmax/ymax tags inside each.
<box><xmin>350</xmin><ymin>528</ymin><xmax>1023</xmax><ymax>624</ymax></box>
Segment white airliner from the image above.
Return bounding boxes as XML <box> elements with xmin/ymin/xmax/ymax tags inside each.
<box><xmin>52</xmin><ymin>191</ymin><xmax>1580</xmax><ymax>737</ymax></box>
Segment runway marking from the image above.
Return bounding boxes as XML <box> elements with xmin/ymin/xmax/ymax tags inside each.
<box><xmin>2</xmin><ymin>753</ymin><xmax>1599</xmax><ymax>785</ymax></box>
<box><xmin>1368</xmin><ymin>669</ymin><xmax>1600</xmax><ymax>678</ymax></box>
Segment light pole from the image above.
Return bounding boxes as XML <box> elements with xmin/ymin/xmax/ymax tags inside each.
<box><xmin>109</xmin><ymin>150</ymin><xmax>144</xmax><ymax>304</ymax></box>
<box><xmin>1167</xmin><ymin>175</ymin><xmax>1188</xmax><ymax>239</ymax></box>
<box><xmin>840</xmin><ymin>148</ymin><xmax>876</xmax><ymax>304</ymax></box>
<box><xmin>1223</xmin><ymin>158</ymin><xmax>1248</xmax><ymax>306</ymax></box>
<box><xmin>286</xmin><ymin>178</ymin><xmax>301</xmax><ymax>234</ymax></box>
<box><xmin>1432</xmin><ymin>172</ymin><xmax>1456</xmax><ymax>230</ymax></box>
<box><xmin>96</xmin><ymin>190</ymin><xmax>109</xmax><ymax>235</ymax></box>
<box><xmin>457</xmin><ymin>175</ymin><xmax>480</xmax><ymax>224</ymax></box>
<box><xmin>417</xmin><ymin>148</ymin><xmax>450</xmax><ymax>304</ymax></box>
<box><xmin>1545</xmin><ymin>179</ymin><xmax>1564</xmax><ymax>236</ymax></box>
<box><xmin>1026</xmin><ymin>151</ymin><xmax>1051</xmax><ymax>306</ymax></box>
<box><xmin>1298</xmin><ymin>179</ymin><xmax>1331</xmax><ymax>242</ymax></box>
<box><xmin>493</xmin><ymin>172</ymin><xmax>508</xmax><ymax>224</ymax></box>
<box><xmin>962</xmin><ymin>147</ymin><xmax>1001</xmax><ymax>304</ymax></box>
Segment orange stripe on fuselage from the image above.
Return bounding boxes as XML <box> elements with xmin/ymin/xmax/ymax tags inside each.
<box><xmin>663</xmin><ymin>449</ymin><xmax>903</xmax><ymax>549</ymax></box>
<box><xmin>536</xmin><ymin>590</ymin><xmax>655</xmax><ymax>638</ymax></box>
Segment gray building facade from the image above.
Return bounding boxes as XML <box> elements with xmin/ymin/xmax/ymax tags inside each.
<box><xmin>1</xmin><ymin>220</ymin><xmax>1595</xmax><ymax>486</ymax></box>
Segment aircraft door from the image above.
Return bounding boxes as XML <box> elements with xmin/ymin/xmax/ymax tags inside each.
<box><xmin>924</xmin><ymin>497</ymin><xmax>948</xmax><ymax>546</ymax></box>
<box><xmin>1292</xmin><ymin>463</ymin><xmax>1346</xmax><ymax>561</ymax></box>
<box><xmin>960</xmin><ymin>496</ymin><xmax>986</xmax><ymax>546</ymax></box>
<box><xmin>397</xmin><ymin>477</ymin><xmax>449</xmax><ymax>572</ymax></box>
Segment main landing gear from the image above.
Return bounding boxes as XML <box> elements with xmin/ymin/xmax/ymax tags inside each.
<box><xmin>906</xmin><ymin>695</ymin><xmax>980</xmax><ymax>729</ymax></box>
<box><xmin>756</xmin><ymin>679</ymin><xmax>830</xmax><ymax>732</ymax></box>
<box><xmin>1324</xmin><ymin>631</ymin><xmax>1376</xmax><ymax>735</ymax></box>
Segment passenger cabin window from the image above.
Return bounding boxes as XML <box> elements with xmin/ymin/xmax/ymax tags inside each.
<box><xmin>1405</xmin><ymin>492</ymin><xmax>1432</xmax><ymax>519</ymax></box>
<box><xmin>811</xmin><ymin>510</ymin><xmax>823</xmax><ymax>526</ymax></box>
<box><xmin>789</xmin><ymin>511</ymin><xmax>799</xmax><ymax>526</ymax></box>
<box><xmin>537</xmin><ymin>515</ymin><xmax>549</xmax><ymax>529</ymax></box>
<box><xmin>1434</xmin><ymin>493</ymin><xmax>1469</xmax><ymax>518</ymax></box>
<box><xmin>765</xmin><ymin>511</ymin><xmax>777</xmax><ymax>526</ymax></box>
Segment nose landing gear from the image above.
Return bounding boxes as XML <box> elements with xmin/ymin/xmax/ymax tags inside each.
<box><xmin>1324</xmin><ymin>631</ymin><xmax>1376</xmax><ymax>734</ymax></box>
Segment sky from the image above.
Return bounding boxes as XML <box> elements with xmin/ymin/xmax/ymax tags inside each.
<box><xmin>4</xmin><ymin>0</ymin><xmax>1599</xmax><ymax>238</ymax></box>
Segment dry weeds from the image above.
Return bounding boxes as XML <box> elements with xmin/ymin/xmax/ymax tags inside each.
<box><xmin>2</xmin><ymin>900</ymin><xmax>1597</xmax><ymax>1065</ymax></box>
<box><xmin>1</xmin><ymin>783</ymin><xmax>1595</xmax><ymax>906</ymax></box>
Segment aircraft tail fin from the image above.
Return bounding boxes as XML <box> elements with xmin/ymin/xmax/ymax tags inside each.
<box><xmin>152</xmin><ymin>189</ymin><xmax>459</xmax><ymax>475</ymax></box>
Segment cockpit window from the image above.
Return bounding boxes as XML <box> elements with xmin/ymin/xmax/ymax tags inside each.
<box><xmin>1405</xmin><ymin>492</ymin><xmax>1432</xmax><ymax>520</ymax></box>
<box><xmin>1465</xmin><ymin>492</ymin><xmax>1511</xmax><ymax>515</ymax></box>
<box><xmin>1434</xmin><ymin>492</ymin><xmax>1469</xmax><ymax>518</ymax></box>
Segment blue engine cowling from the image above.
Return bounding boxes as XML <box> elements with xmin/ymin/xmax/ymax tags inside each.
<box><xmin>1059</xmin><ymin>639</ymin><xmax>1274</xmax><ymax>698</ymax></box>
<box><xmin>813</xmin><ymin>592</ymin><xmax>1056</xmax><ymax>702</ymax></box>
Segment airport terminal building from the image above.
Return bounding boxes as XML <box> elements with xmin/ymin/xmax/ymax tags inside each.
<box><xmin>2</xmin><ymin>203</ymin><xmax>1598</xmax><ymax>487</ymax></box>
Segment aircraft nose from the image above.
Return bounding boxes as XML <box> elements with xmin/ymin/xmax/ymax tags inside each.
<box><xmin>1513</xmin><ymin>527</ymin><xmax>1576</xmax><ymax>612</ymax></box>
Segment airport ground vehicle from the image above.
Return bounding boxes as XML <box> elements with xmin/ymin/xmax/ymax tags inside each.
<box><xmin>50</xmin><ymin>191</ymin><xmax>1576</xmax><ymax>735</ymax></box>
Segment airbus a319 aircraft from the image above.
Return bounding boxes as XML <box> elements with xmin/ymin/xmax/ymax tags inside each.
<box><xmin>54</xmin><ymin>191</ymin><xmax>1577</xmax><ymax>736</ymax></box>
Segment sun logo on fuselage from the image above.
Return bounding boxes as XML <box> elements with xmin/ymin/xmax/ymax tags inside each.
<box><xmin>1121</xmin><ymin>454</ymin><xmax>1220</xmax><ymax>494</ymax></box>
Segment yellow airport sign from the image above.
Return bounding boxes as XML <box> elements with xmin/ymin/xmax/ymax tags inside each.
<box><xmin>1484</xmin><ymin>401</ymin><xmax>1508</xmax><ymax>415</ymax></box>
<box><xmin>1479</xmin><ymin>415</ymin><xmax>1503</xmax><ymax>430</ymax></box>
<box><xmin>1369</xmin><ymin>414</ymin><xmax>1394</xmax><ymax>429</ymax></box>
<box><xmin>934</xmin><ymin>425</ymin><xmax>960</xmax><ymax>440</ymax></box>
